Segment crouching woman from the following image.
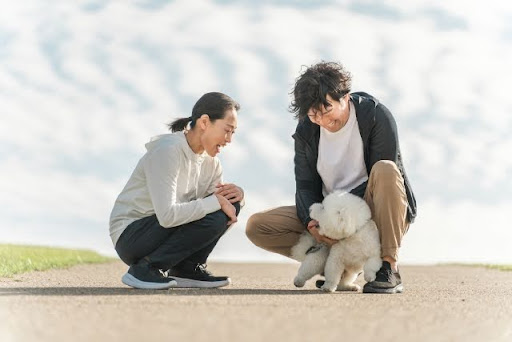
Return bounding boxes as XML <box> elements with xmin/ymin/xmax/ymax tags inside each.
<box><xmin>109</xmin><ymin>92</ymin><xmax>243</xmax><ymax>289</ymax></box>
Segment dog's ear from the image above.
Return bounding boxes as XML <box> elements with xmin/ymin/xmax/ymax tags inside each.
<box><xmin>309</xmin><ymin>203</ymin><xmax>324</xmax><ymax>220</ymax></box>
<box><xmin>339</xmin><ymin>209</ymin><xmax>355</xmax><ymax>234</ymax></box>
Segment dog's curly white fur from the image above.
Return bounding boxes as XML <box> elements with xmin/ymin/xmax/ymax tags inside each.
<box><xmin>291</xmin><ymin>191</ymin><xmax>382</xmax><ymax>293</ymax></box>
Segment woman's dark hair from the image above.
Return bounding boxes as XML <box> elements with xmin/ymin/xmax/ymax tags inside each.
<box><xmin>289</xmin><ymin>61</ymin><xmax>352</xmax><ymax>121</ymax></box>
<box><xmin>169</xmin><ymin>92</ymin><xmax>240</xmax><ymax>132</ymax></box>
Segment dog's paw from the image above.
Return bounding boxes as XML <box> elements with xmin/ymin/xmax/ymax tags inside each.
<box><xmin>364</xmin><ymin>273</ymin><xmax>376</xmax><ymax>283</ymax></box>
<box><xmin>320</xmin><ymin>283</ymin><xmax>337</xmax><ymax>293</ymax></box>
<box><xmin>337</xmin><ymin>284</ymin><xmax>361</xmax><ymax>292</ymax></box>
<box><xmin>293</xmin><ymin>277</ymin><xmax>306</xmax><ymax>288</ymax></box>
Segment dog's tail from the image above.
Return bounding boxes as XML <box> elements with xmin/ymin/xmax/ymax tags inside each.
<box><xmin>290</xmin><ymin>233</ymin><xmax>316</xmax><ymax>262</ymax></box>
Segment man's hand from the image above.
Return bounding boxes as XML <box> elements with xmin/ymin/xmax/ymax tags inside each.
<box><xmin>307</xmin><ymin>220</ymin><xmax>338</xmax><ymax>246</ymax></box>
<box><xmin>216</xmin><ymin>183</ymin><xmax>244</xmax><ymax>204</ymax></box>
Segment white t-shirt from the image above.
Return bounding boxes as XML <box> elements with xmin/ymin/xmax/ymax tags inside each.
<box><xmin>109</xmin><ymin>132</ymin><xmax>222</xmax><ymax>246</ymax></box>
<box><xmin>317</xmin><ymin>102</ymin><xmax>368</xmax><ymax>196</ymax></box>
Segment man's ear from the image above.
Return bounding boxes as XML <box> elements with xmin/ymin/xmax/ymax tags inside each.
<box><xmin>198</xmin><ymin>114</ymin><xmax>210</xmax><ymax>130</ymax></box>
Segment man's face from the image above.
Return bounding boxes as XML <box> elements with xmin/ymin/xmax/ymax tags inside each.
<box><xmin>307</xmin><ymin>93</ymin><xmax>350</xmax><ymax>133</ymax></box>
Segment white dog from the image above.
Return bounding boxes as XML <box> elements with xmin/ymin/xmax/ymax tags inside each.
<box><xmin>291</xmin><ymin>191</ymin><xmax>382</xmax><ymax>293</ymax></box>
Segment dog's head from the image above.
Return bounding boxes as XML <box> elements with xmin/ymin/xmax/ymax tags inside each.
<box><xmin>309</xmin><ymin>191</ymin><xmax>372</xmax><ymax>240</ymax></box>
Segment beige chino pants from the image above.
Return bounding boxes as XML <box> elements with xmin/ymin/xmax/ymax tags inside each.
<box><xmin>246</xmin><ymin>160</ymin><xmax>409</xmax><ymax>261</ymax></box>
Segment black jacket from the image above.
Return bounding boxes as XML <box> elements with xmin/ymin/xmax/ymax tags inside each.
<box><xmin>292</xmin><ymin>92</ymin><xmax>417</xmax><ymax>226</ymax></box>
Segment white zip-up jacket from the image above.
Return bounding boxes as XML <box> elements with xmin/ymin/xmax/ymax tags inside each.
<box><xmin>109</xmin><ymin>131</ymin><xmax>222</xmax><ymax>246</ymax></box>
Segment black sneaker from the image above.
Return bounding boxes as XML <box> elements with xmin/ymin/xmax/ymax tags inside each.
<box><xmin>362</xmin><ymin>261</ymin><xmax>403</xmax><ymax>294</ymax></box>
<box><xmin>122</xmin><ymin>259</ymin><xmax>177</xmax><ymax>290</ymax></box>
<box><xmin>167</xmin><ymin>262</ymin><xmax>231</xmax><ymax>288</ymax></box>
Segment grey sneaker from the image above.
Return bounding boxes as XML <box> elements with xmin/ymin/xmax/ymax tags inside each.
<box><xmin>363</xmin><ymin>261</ymin><xmax>403</xmax><ymax>294</ymax></box>
<box><xmin>122</xmin><ymin>259</ymin><xmax>177</xmax><ymax>290</ymax></box>
<box><xmin>167</xmin><ymin>262</ymin><xmax>231</xmax><ymax>288</ymax></box>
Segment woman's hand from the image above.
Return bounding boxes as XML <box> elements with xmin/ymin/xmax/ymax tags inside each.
<box><xmin>307</xmin><ymin>220</ymin><xmax>338</xmax><ymax>246</ymax></box>
<box><xmin>215</xmin><ymin>183</ymin><xmax>244</xmax><ymax>203</ymax></box>
<box><xmin>215</xmin><ymin>194</ymin><xmax>238</xmax><ymax>225</ymax></box>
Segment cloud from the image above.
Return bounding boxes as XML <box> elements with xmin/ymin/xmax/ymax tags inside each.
<box><xmin>0</xmin><ymin>157</ymin><xmax>120</xmax><ymax>220</ymax></box>
<box><xmin>401</xmin><ymin>200</ymin><xmax>511</xmax><ymax>264</ymax></box>
<box><xmin>1</xmin><ymin>0</ymin><xmax>511</xmax><ymax>263</ymax></box>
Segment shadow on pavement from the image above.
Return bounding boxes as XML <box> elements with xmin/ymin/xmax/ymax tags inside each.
<box><xmin>0</xmin><ymin>287</ymin><xmax>336</xmax><ymax>296</ymax></box>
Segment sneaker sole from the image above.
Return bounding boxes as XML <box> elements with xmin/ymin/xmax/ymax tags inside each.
<box><xmin>362</xmin><ymin>284</ymin><xmax>404</xmax><ymax>294</ymax></box>
<box><xmin>122</xmin><ymin>273</ymin><xmax>177</xmax><ymax>290</ymax></box>
<box><xmin>171</xmin><ymin>276</ymin><xmax>231</xmax><ymax>288</ymax></box>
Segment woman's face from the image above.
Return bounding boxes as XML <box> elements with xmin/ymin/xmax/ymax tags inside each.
<box><xmin>201</xmin><ymin>108</ymin><xmax>238</xmax><ymax>157</ymax></box>
<box><xmin>307</xmin><ymin>94</ymin><xmax>350</xmax><ymax>132</ymax></box>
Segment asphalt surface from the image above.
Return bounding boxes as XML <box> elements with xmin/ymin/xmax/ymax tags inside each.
<box><xmin>1</xmin><ymin>261</ymin><xmax>511</xmax><ymax>342</ymax></box>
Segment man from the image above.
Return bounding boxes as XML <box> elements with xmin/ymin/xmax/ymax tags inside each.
<box><xmin>246</xmin><ymin>62</ymin><xmax>416</xmax><ymax>294</ymax></box>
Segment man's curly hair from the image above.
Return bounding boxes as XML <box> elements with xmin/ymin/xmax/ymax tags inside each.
<box><xmin>289</xmin><ymin>62</ymin><xmax>352</xmax><ymax>121</ymax></box>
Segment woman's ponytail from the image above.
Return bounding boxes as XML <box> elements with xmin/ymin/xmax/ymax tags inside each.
<box><xmin>168</xmin><ymin>116</ymin><xmax>192</xmax><ymax>132</ymax></box>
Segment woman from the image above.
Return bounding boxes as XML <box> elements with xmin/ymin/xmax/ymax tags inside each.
<box><xmin>109</xmin><ymin>92</ymin><xmax>244</xmax><ymax>289</ymax></box>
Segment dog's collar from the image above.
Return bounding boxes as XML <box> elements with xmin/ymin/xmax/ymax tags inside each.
<box><xmin>305</xmin><ymin>244</ymin><xmax>326</xmax><ymax>254</ymax></box>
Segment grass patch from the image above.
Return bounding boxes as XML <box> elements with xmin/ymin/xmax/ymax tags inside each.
<box><xmin>444</xmin><ymin>263</ymin><xmax>512</xmax><ymax>271</ymax></box>
<box><xmin>0</xmin><ymin>244</ymin><xmax>115</xmax><ymax>277</ymax></box>
<box><xmin>479</xmin><ymin>264</ymin><xmax>512</xmax><ymax>271</ymax></box>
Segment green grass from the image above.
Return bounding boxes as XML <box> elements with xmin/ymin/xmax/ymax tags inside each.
<box><xmin>478</xmin><ymin>264</ymin><xmax>512</xmax><ymax>271</ymax></box>
<box><xmin>0</xmin><ymin>244</ymin><xmax>115</xmax><ymax>277</ymax></box>
<box><xmin>443</xmin><ymin>263</ymin><xmax>512</xmax><ymax>271</ymax></box>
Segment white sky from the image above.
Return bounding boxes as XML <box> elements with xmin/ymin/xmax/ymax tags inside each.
<box><xmin>1</xmin><ymin>0</ymin><xmax>511</xmax><ymax>264</ymax></box>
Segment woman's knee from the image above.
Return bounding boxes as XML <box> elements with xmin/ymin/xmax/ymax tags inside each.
<box><xmin>202</xmin><ymin>203</ymin><xmax>242</xmax><ymax>235</ymax></box>
<box><xmin>203</xmin><ymin>209</ymin><xmax>229</xmax><ymax>232</ymax></box>
<box><xmin>233</xmin><ymin>201</ymin><xmax>242</xmax><ymax>216</ymax></box>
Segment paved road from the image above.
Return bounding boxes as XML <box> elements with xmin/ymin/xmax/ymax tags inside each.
<box><xmin>1</xmin><ymin>262</ymin><xmax>511</xmax><ymax>342</ymax></box>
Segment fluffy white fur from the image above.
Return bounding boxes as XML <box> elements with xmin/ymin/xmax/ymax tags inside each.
<box><xmin>291</xmin><ymin>191</ymin><xmax>382</xmax><ymax>293</ymax></box>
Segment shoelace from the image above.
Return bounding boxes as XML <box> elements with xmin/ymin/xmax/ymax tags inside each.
<box><xmin>148</xmin><ymin>266</ymin><xmax>167</xmax><ymax>278</ymax></box>
<box><xmin>195</xmin><ymin>263</ymin><xmax>212</xmax><ymax>275</ymax></box>
<box><xmin>375</xmin><ymin>266</ymin><xmax>393</xmax><ymax>281</ymax></box>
